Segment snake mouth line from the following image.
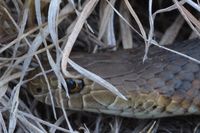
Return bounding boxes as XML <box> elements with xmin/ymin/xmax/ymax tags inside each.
<box><xmin>33</xmin><ymin>89</ymin><xmax>200</xmax><ymax>119</ymax></box>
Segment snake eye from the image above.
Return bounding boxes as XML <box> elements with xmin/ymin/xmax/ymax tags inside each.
<box><xmin>66</xmin><ymin>79</ymin><xmax>84</xmax><ymax>94</ymax></box>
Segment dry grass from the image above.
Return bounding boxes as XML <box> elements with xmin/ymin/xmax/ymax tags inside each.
<box><xmin>0</xmin><ymin>0</ymin><xmax>200</xmax><ymax>132</ymax></box>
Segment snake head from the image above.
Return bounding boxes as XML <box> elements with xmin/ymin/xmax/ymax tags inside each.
<box><xmin>28</xmin><ymin>70</ymin><xmax>85</xmax><ymax>97</ymax></box>
<box><xmin>28</xmin><ymin>73</ymin><xmax>58</xmax><ymax>96</ymax></box>
<box><xmin>28</xmin><ymin>70</ymin><xmax>86</xmax><ymax>107</ymax></box>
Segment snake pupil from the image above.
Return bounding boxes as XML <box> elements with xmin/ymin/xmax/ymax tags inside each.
<box><xmin>67</xmin><ymin>79</ymin><xmax>76</xmax><ymax>89</ymax></box>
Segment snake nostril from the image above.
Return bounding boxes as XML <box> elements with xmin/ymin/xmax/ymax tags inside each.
<box><xmin>152</xmin><ymin>105</ymin><xmax>157</xmax><ymax>110</ymax></box>
<box><xmin>35</xmin><ymin>87</ymin><xmax>42</xmax><ymax>93</ymax></box>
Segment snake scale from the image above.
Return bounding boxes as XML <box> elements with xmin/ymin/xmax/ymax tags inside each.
<box><xmin>28</xmin><ymin>39</ymin><xmax>200</xmax><ymax>118</ymax></box>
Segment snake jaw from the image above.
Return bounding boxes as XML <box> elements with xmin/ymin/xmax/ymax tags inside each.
<box><xmin>28</xmin><ymin>74</ymin><xmax>200</xmax><ymax>118</ymax></box>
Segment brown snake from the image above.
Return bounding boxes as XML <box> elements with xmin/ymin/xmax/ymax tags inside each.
<box><xmin>28</xmin><ymin>39</ymin><xmax>200</xmax><ymax>118</ymax></box>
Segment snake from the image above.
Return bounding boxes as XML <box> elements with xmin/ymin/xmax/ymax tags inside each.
<box><xmin>28</xmin><ymin>39</ymin><xmax>200</xmax><ymax>119</ymax></box>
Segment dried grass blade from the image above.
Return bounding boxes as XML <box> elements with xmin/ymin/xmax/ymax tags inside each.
<box><xmin>0</xmin><ymin>84</ymin><xmax>8</xmax><ymax>99</ymax></box>
<box><xmin>49</xmin><ymin>116</ymin><xmax>65</xmax><ymax>133</ymax></box>
<box><xmin>17</xmin><ymin>116</ymin><xmax>45</xmax><ymax>133</ymax></box>
<box><xmin>18</xmin><ymin>111</ymin><xmax>72</xmax><ymax>133</ymax></box>
<box><xmin>181</xmin><ymin>6</ymin><xmax>200</xmax><ymax>29</ymax></box>
<box><xmin>48</xmin><ymin>0</ymin><xmax>60</xmax><ymax>45</ymax></box>
<box><xmin>98</xmin><ymin>0</ymin><xmax>116</xmax><ymax>40</ymax></box>
<box><xmin>68</xmin><ymin>59</ymin><xmax>127</xmax><ymax>100</ymax></box>
<box><xmin>0</xmin><ymin>112</ymin><xmax>8</xmax><ymax>133</ymax></box>
<box><xmin>160</xmin><ymin>15</ymin><xmax>185</xmax><ymax>45</ymax></box>
<box><xmin>124</xmin><ymin>0</ymin><xmax>147</xmax><ymax>41</ymax></box>
<box><xmin>61</xmin><ymin>0</ymin><xmax>98</xmax><ymax>78</ymax></box>
<box><xmin>119</xmin><ymin>1</ymin><xmax>133</xmax><ymax>49</ymax></box>
<box><xmin>151</xmin><ymin>40</ymin><xmax>200</xmax><ymax>64</ymax></box>
<box><xmin>173</xmin><ymin>0</ymin><xmax>200</xmax><ymax>37</ymax></box>
<box><xmin>186</xmin><ymin>0</ymin><xmax>200</xmax><ymax>12</ymax></box>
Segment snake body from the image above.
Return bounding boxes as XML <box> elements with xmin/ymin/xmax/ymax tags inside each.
<box><xmin>28</xmin><ymin>39</ymin><xmax>200</xmax><ymax>118</ymax></box>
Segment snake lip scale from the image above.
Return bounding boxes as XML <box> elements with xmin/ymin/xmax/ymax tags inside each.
<box><xmin>28</xmin><ymin>39</ymin><xmax>200</xmax><ymax>118</ymax></box>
